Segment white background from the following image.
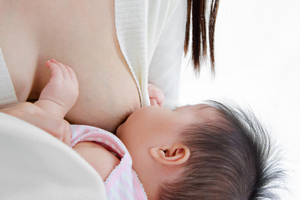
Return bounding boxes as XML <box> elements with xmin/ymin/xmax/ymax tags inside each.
<box><xmin>179</xmin><ymin>0</ymin><xmax>300</xmax><ymax>199</ymax></box>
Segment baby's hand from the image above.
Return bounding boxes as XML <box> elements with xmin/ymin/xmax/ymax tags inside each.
<box><xmin>148</xmin><ymin>83</ymin><xmax>165</xmax><ymax>107</ymax></box>
<box><xmin>36</xmin><ymin>59</ymin><xmax>79</xmax><ymax>118</ymax></box>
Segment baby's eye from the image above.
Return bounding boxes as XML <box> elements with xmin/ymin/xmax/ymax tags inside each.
<box><xmin>172</xmin><ymin>106</ymin><xmax>178</xmax><ymax>111</ymax></box>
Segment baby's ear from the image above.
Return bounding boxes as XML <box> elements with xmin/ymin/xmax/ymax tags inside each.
<box><xmin>149</xmin><ymin>144</ymin><xmax>190</xmax><ymax>166</ymax></box>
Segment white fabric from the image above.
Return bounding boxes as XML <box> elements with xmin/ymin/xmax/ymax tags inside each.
<box><xmin>0</xmin><ymin>48</ymin><xmax>18</xmax><ymax>108</ymax></box>
<box><xmin>116</xmin><ymin>0</ymin><xmax>186</xmax><ymax>108</ymax></box>
<box><xmin>0</xmin><ymin>113</ymin><xmax>107</xmax><ymax>200</ymax></box>
<box><xmin>147</xmin><ymin>0</ymin><xmax>186</xmax><ymax>108</ymax></box>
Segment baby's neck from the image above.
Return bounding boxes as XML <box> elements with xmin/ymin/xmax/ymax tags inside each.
<box><xmin>72</xmin><ymin>141</ymin><xmax>120</xmax><ymax>181</ymax></box>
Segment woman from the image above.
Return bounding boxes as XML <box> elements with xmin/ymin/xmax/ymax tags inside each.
<box><xmin>0</xmin><ymin>0</ymin><xmax>219</xmax><ymax>133</ymax></box>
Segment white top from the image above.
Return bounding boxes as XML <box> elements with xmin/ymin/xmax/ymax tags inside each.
<box><xmin>116</xmin><ymin>0</ymin><xmax>186</xmax><ymax>108</ymax></box>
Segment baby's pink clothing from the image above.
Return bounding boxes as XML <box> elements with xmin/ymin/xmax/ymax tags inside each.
<box><xmin>70</xmin><ymin>125</ymin><xmax>147</xmax><ymax>200</ymax></box>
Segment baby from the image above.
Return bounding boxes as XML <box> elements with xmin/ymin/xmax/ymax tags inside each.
<box><xmin>33</xmin><ymin>60</ymin><xmax>282</xmax><ymax>200</ymax></box>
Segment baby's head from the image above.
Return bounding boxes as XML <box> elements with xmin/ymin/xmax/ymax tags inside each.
<box><xmin>116</xmin><ymin>100</ymin><xmax>282</xmax><ymax>200</ymax></box>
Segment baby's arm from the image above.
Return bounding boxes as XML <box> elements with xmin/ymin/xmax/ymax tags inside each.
<box><xmin>2</xmin><ymin>60</ymin><xmax>78</xmax><ymax>146</ymax></box>
<box><xmin>1</xmin><ymin>102</ymin><xmax>72</xmax><ymax>145</ymax></box>
<box><xmin>34</xmin><ymin>60</ymin><xmax>79</xmax><ymax>119</ymax></box>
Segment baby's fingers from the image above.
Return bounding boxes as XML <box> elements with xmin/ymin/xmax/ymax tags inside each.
<box><xmin>46</xmin><ymin>61</ymin><xmax>63</xmax><ymax>80</ymax></box>
<box><xmin>50</xmin><ymin>59</ymin><xmax>71</xmax><ymax>80</ymax></box>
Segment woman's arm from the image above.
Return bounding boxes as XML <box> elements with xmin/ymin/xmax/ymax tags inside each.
<box><xmin>148</xmin><ymin>0</ymin><xmax>187</xmax><ymax>109</ymax></box>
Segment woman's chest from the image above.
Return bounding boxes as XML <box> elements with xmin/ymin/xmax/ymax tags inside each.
<box><xmin>0</xmin><ymin>0</ymin><xmax>141</xmax><ymax>131</ymax></box>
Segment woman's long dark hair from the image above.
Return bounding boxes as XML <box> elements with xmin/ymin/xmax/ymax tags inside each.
<box><xmin>184</xmin><ymin>0</ymin><xmax>219</xmax><ymax>74</ymax></box>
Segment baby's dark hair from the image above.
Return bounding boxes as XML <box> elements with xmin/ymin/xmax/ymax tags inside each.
<box><xmin>158</xmin><ymin>100</ymin><xmax>283</xmax><ymax>200</ymax></box>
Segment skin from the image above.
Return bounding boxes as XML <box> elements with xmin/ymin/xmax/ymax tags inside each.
<box><xmin>0</xmin><ymin>0</ymin><xmax>140</xmax><ymax>133</ymax></box>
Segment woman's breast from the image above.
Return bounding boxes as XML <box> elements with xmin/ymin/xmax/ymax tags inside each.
<box><xmin>40</xmin><ymin>0</ymin><xmax>142</xmax><ymax>133</ymax></box>
<box><xmin>65</xmin><ymin>59</ymin><xmax>141</xmax><ymax>134</ymax></box>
